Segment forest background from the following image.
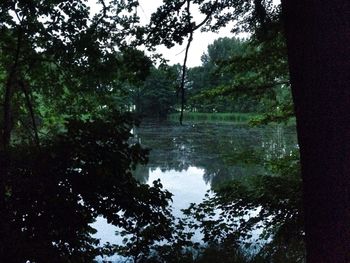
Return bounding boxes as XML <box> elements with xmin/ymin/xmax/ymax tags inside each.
<box><xmin>0</xmin><ymin>0</ymin><xmax>348</xmax><ymax>262</ymax></box>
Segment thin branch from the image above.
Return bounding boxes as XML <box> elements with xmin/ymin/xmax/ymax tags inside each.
<box><xmin>14</xmin><ymin>7</ymin><xmax>24</xmax><ymax>25</ymax></box>
<box><xmin>95</xmin><ymin>0</ymin><xmax>108</xmax><ymax>28</ymax></box>
<box><xmin>18</xmin><ymin>118</ymin><xmax>39</xmax><ymax>143</ymax></box>
<box><xmin>3</xmin><ymin>26</ymin><xmax>23</xmax><ymax>152</ymax></box>
<box><xmin>175</xmin><ymin>47</ymin><xmax>187</xmax><ymax>56</ymax></box>
<box><xmin>193</xmin><ymin>0</ymin><xmax>219</xmax><ymax>31</ymax></box>
<box><xmin>179</xmin><ymin>0</ymin><xmax>193</xmax><ymax>125</ymax></box>
<box><xmin>179</xmin><ymin>33</ymin><xmax>193</xmax><ymax>125</ymax></box>
<box><xmin>19</xmin><ymin>80</ymin><xmax>40</xmax><ymax>149</ymax></box>
<box><xmin>178</xmin><ymin>0</ymin><xmax>219</xmax><ymax>125</ymax></box>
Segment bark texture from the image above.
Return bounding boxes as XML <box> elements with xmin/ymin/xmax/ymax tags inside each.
<box><xmin>282</xmin><ymin>1</ymin><xmax>350</xmax><ymax>262</ymax></box>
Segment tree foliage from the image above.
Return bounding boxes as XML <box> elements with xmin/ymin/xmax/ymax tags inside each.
<box><xmin>113</xmin><ymin>148</ymin><xmax>303</xmax><ymax>263</ymax></box>
<box><xmin>147</xmin><ymin>0</ymin><xmax>292</xmax><ymax>123</ymax></box>
<box><xmin>3</xmin><ymin>113</ymin><xmax>174</xmax><ymax>262</ymax></box>
<box><xmin>0</xmin><ymin>0</ymin><xmax>322</xmax><ymax>261</ymax></box>
<box><xmin>146</xmin><ymin>0</ymin><xmax>280</xmax><ymax>47</ymax></box>
<box><xmin>186</xmin><ymin>37</ymin><xmax>265</xmax><ymax>113</ymax></box>
<box><xmin>132</xmin><ymin>64</ymin><xmax>180</xmax><ymax>119</ymax></box>
<box><xmin>0</xmin><ymin>1</ymin><xmax>173</xmax><ymax>261</ymax></box>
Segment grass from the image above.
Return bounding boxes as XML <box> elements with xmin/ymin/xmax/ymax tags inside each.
<box><xmin>168</xmin><ymin>112</ymin><xmax>261</xmax><ymax>123</ymax></box>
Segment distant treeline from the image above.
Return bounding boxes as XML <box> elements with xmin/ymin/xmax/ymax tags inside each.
<box><xmin>133</xmin><ymin>36</ymin><xmax>292</xmax><ymax>122</ymax></box>
<box><xmin>168</xmin><ymin>112</ymin><xmax>260</xmax><ymax>123</ymax></box>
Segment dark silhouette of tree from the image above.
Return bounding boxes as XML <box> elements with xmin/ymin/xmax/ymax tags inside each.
<box><xmin>282</xmin><ymin>1</ymin><xmax>350</xmax><ymax>262</ymax></box>
<box><xmin>0</xmin><ymin>1</ymin><xmax>173</xmax><ymax>261</ymax></box>
<box><xmin>1</xmin><ymin>0</ymin><xmax>349</xmax><ymax>261</ymax></box>
<box><xmin>132</xmin><ymin>65</ymin><xmax>179</xmax><ymax>119</ymax></box>
<box><xmin>147</xmin><ymin>0</ymin><xmax>350</xmax><ymax>261</ymax></box>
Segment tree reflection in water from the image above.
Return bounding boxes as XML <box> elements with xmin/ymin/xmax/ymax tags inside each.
<box><xmin>124</xmin><ymin>120</ymin><xmax>303</xmax><ymax>263</ymax></box>
<box><xmin>133</xmin><ymin>121</ymin><xmax>297</xmax><ymax>188</ymax></box>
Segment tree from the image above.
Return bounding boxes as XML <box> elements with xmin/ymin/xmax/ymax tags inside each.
<box><xmin>147</xmin><ymin>0</ymin><xmax>350</xmax><ymax>261</ymax></box>
<box><xmin>0</xmin><ymin>0</ymin><xmax>144</xmax><ymax>149</ymax></box>
<box><xmin>200</xmin><ymin>37</ymin><xmax>247</xmax><ymax>66</ymax></box>
<box><xmin>1</xmin><ymin>113</ymin><xmax>173</xmax><ymax>262</ymax></box>
<box><xmin>282</xmin><ymin>1</ymin><xmax>350</xmax><ymax>262</ymax></box>
<box><xmin>133</xmin><ymin>64</ymin><xmax>179</xmax><ymax>119</ymax></box>
<box><xmin>0</xmin><ymin>1</ymin><xmax>173</xmax><ymax>261</ymax></box>
<box><xmin>186</xmin><ymin>37</ymin><xmax>270</xmax><ymax>113</ymax></box>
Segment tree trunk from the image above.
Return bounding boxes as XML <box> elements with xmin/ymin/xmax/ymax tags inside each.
<box><xmin>2</xmin><ymin>77</ymin><xmax>14</xmax><ymax>152</ymax></box>
<box><xmin>282</xmin><ymin>1</ymin><xmax>350</xmax><ymax>262</ymax></box>
<box><xmin>0</xmin><ymin>78</ymin><xmax>13</xmax><ymax>261</ymax></box>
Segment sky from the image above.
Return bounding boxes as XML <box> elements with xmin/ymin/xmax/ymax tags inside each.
<box><xmin>137</xmin><ymin>0</ymin><xmax>281</xmax><ymax>67</ymax></box>
<box><xmin>89</xmin><ymin>0</ymin><xmax>279</xmax><ymax>68</ymax></box>
<box><xmin>137</xmin><ymin>0</ymin><xmax>238</xmax><ymax>67</ymax></box>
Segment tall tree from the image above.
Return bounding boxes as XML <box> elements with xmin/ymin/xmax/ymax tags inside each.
<box><xmin>147</xmin><ymin>0</ymin><xmax>350</xmax><ymax>261</ymax></box>
<box><xmin>187</xmin><ymin>37</ymin><xmax>276</xmax><ymax>113</ymax></box>
<box><xmin>0</xmin><ymin>1</ymin><xmax>174</xmax><ymax>261</ymax></box>
<box><xmin>282</xmin><ymin>1</ymin><xmax>350</xmax><ymax>262</ymax></box>
<box><xmin>133</xmin><ymin>65</ymin><xmax>179</xmax><ymax>118</ymax></box>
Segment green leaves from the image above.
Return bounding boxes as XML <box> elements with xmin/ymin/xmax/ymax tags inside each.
<box><xmin>132</xmin><ymin>65</ymin><xmax>179</xmax><ymax>118</ymax></box>
<box><xmin>3</xmin><ymin>114</ymin><xmax>173</xmax><ymax>262</ymax></box>
<box><xmin>178</xmin><ymin>151</ymin><xmax>304</xmax><ymax>262</ymax></box>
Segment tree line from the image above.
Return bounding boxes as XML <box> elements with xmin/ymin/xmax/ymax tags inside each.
<box><xmin>0</xmin><ymin>0</ymin><xmax>349</xmax><ymax>262</ymax></box>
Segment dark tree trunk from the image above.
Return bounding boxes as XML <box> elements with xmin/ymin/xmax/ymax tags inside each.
<box><xmin>0</xmin><ymin>79</ymin><xmax>12</xmax><ymax>261</ymax></box>
<box><xmin>2</xmin><ymin>78</ymin><xmax>14</xmax><ymax>152</ymax></box>
<box><xmin>282</xmin><ymin>1</ymin><xmax>350</xmax><ymax>262</ymax></box>
<box><xmin>0</xmin><ymin>29</ymin><xmax>22</xmax><ymax>260</ymax></box>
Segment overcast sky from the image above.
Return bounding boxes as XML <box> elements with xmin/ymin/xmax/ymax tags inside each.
<box><xmin>137</xmin><ymin>0</ymin><xmax>238</xmax><ymax>67</ymax></box>
<box><xmin>89</xmin><ymin>1</ymin><xmax>280</xmax><ymax>68</ymax></box>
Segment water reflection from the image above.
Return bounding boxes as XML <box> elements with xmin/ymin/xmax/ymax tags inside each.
<box><xmin>148</xmin><ymin>167</ymin><xmax>208</xmax><ymax>214</ymax></box>
<box><xmin>93</xmin><ymin>166</ymin><xmax>208</xmax><ymax>250</ymax></box>
<box><xmin>94</xmin><ymin>121</ymin><xmax>298</xmax><ymax>259</ymax></box>
<box><xmin>133</xmin><ymin>121</ymin><xmax>297</xmax><ymax>189</ymax></box>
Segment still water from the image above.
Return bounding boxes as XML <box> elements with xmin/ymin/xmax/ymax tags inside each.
<box><xmin>93</xmin><ymin>120</ymin><xmax>298</xmax><ymax>251</ymax></box>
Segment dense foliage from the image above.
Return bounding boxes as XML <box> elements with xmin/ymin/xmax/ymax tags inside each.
<box><xmin>186</xmin><ymin>37</ymin><xmax>265</xmax><ymax>113</ymax></box>
<box><xmin>113</xmin><ymin>146</ymin><xmax>303</xmax><ymax>263</ymax></box>
<box><xmin>0</xmin><ymin>1</ymin><xmax>173</xmax><ymax>261</ymax></box>
<box><xmin>0</xmin><ymin>0</ymin><xmax>308</xmax><ymax>262</ymax></box>
<box><xmin>121</xmin><ymin>1</ymin><xmax>303</xmax><ymax>262</ymax></box>
<box><xmin>146</xmin><ymin>0</ymin><xmax>292</xmax><ymax>123</ymax></box>
<box><xmin>3</xmin><ymin>114</ymin><xmax>174</xmax><ymax>262</ymax></box>
<box><xmin>133</xmin><ymin>64</ymin><xmax>180</xmax><ymax>119</ymax></box>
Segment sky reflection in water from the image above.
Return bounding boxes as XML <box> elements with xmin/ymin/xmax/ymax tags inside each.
<box><xmin>93</xmin><ymin>121</ymin><xmax>298</xmax><ymax>247</ymax></box>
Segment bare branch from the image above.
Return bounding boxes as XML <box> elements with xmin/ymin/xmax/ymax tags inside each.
<box><xmin>179</xmin><ymin>0</ymin><xmax>194</xmax><ymax>125</ymax></box>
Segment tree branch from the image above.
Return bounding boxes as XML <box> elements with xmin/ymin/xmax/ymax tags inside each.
<box><xmin>179</xmin><ymin>0</ymin><xmax>194</xmax><ymax>125</ymax></box>
<box><xmin>193</xmin><ymin>0</ymin><xmax>219</xmax><ymax>31</ymax></box>
<box><xmin>19</xmin><ymin>80</ymin><xmax>40</xmax><ymax>149</ymax></box>
<box><xmin>179</xmin><ymin>0</ymin><xmax>218</xmax><ymax>125</ymax></box>
<box><xmin>3</xmin><ymin>26</ymin><xmax>22</xmax><ymax>152</ymax></box>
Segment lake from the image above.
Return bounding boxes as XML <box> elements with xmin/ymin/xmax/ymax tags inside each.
<box><xmin>93</xmin><ymin>120</ymin><xmax>298</xmax><ymax>260</ymax></box>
